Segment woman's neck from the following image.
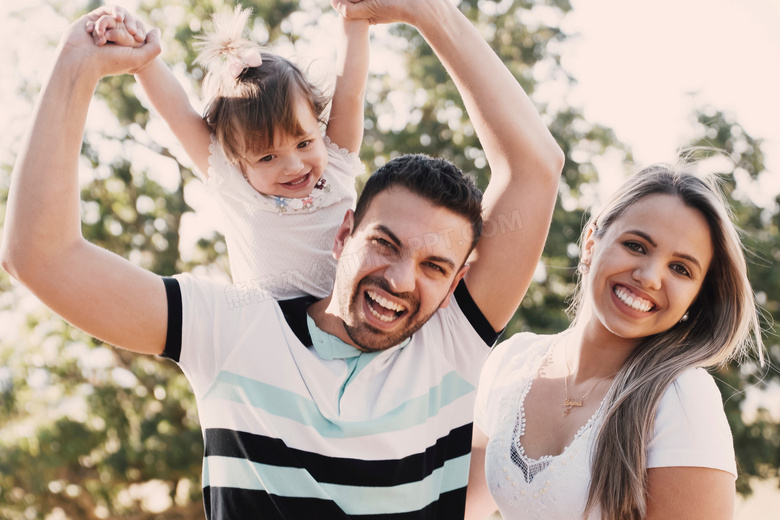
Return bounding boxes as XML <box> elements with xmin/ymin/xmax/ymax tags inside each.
<box><xmin>566</xmin><ymin>318</ymin><xmax>638</xmax><ymax>384</ymax></box>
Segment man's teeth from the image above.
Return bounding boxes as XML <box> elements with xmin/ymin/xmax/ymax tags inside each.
<box><xmin>367</xmin><ymin>290</ymin><xmax>405</xmax><ymax>312</ymax></box>
<box><xmin>614</xmin><ymin>286</ymin><xmax>653</xmax><ymax>312</ymax></box>
<box><xmin>369</xmin><ymin>306</ymin><xmax>396</xmax><ymax>322</ymax></box>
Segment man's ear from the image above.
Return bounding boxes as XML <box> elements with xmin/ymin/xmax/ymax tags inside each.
<box><xmin>581</xmin><ymin>225</ymin><xmax>598</xmax><ymax>267</ymax></box>
<box><xmin>438</xmin><ymin>263</ymin><xmax>470</xmax><ymax>309</ymax></box>
<box><xmin>332</xmin><ymin>209</ymin><xmax>355</xmax><ymax>260</ymax></box>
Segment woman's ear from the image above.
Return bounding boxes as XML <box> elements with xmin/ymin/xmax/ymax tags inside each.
<box><xmin>581</xmin><ymin>224</ymin><xmax>598</xmax><ymax>266</ymax></box>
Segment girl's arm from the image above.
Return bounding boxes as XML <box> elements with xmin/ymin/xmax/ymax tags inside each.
<box><xmin>90</xmin><ymin>7</ymin><xmax>212</xmax><ymax>178</ymax></box>
<box><xmin>135</xmin><ymin>58</ymin><xmax>213</xmax><ymax>178</ymax></box>
<box><xmin>325</xmin><ymin>17</ymin><xmax>370</xmax><ymax>154</ymax></box>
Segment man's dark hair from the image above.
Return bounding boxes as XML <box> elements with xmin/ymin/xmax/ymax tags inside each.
<box><xmin>353</xmin><ymin>154</ymin><xmax>483</xmax><ymax>253</ymax></box>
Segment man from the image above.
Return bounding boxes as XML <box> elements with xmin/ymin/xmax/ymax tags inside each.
<box><xmin>1</xmin><ymin>0</ymin><xmax>563</xmax><ymax>517</ymax></box>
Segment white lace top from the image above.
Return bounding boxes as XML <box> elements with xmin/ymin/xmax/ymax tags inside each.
<box><xmin>203</xmin><ymin>135</ymin><xmax>364</xmax><ymax>299</ymax></box>
<box><xmin>474</xmin><ymin>332</ymin><xmax>737</xmax><ymax>520</ymax></box>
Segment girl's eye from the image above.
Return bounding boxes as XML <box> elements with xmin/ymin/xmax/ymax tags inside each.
<box><xmin>624</xmin><ymin>241</ymin><xmax>645</xmax><ymax>253</ymax></box>
<box><xmin>258</xmin><ymin>155</ymin><xmax>274</xmax><ymax>163</ymax></box>
<box><xmin>297</xmin><ymin>140</ymin><xmax>311</xmax><ymax>149</ymax></box>
<box><xmin>671</xmin><ymin>264</ymin><xmax>691</xmax><ymax>277</ymax></box>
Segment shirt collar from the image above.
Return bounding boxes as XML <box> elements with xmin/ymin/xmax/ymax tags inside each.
<box><xmin>305</xmin><ymin>315</ymin><xmax>411</xmax><ymax>360</ymax></box>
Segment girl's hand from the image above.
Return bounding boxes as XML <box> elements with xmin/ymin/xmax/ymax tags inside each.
<box><xmin>85</xmin><ymin>5</ymin><xmax>147</xmax><ymax>48</ymax></box>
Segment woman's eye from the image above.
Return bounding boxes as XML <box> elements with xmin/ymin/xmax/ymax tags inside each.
<box><xmin>671</xmin><ymin>264</ymin><xmax>691</xmax><ymax>277</ymax></box>
<box><xmin>624</xmin><ymin>241</ymin><xmax>644</xmax><ymax>253</ymax></box>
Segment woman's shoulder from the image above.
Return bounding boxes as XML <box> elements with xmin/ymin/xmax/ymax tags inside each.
<box><xmin>662</xmin><ymin>367</ymin><xmax>724</xmax><ymax>408</ymax></box>
<box><xmin>483</xmin><ymin>332</ymin><xmax>556</xmax><ymax>377</ymax></box>
<box><xmin>649</xmin><ymin>367</ymin><xmax>736</xmax><ymax>476</ymax></box>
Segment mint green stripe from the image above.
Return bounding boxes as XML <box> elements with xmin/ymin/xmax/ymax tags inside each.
<box><xmin>203</xmin><ymin>370</ymin><xmax>474</xmax><ymax>438</ymax></box>
<box><xmin>203</xmin><ymin>454</ymin><xmax>470</xmax><ymax>514</ymax></box>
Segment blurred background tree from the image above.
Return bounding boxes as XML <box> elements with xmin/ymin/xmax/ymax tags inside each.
<box><xmin>0</xmin><ymin>0</ymin><xmax>777</xmax><ymax>518</ymax></box>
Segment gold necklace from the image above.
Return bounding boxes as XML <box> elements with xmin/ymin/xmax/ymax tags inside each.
<box><xmin>562</xmin><ymin>347</ymin><xmax>615</xmax><ymax>417</ymax></box>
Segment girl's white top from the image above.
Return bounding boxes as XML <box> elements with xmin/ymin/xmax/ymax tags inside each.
<box><xmin>203</xmin><ymin>135</ymin><xmax>364</xmax><ymax>299</ymax></box>
<box><xmin>474</xmin><ymin>332</ymin><xmax>737</xmax><ymax>520</ymax></box>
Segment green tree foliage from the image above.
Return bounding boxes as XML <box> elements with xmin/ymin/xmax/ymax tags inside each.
<box><xmin>0</xmin><ymin>1</ymin><xmax>776</xmax><ymax>518</ymax></box>
<box><xmin>684</xmin><ymin>107</ymin><xmax>780</xmax><ymax>495</ymax></box>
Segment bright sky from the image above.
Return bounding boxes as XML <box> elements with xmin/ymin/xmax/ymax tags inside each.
<box><xmin>562</xmin><ymin>0</ymin><xmax>780</xmax><ymax>204</ymax></box>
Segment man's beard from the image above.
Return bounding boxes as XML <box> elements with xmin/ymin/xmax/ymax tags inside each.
<box><xmin>337</xmin><ymin>275</ymin><xmax>439</xmax><ymax>352</ymax></box>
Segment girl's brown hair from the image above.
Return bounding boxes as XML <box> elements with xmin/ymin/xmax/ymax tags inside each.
<box><xmin>195</xmin><ymin>6</ymin><xmax>329</xmax><ymax>167</ymax></box>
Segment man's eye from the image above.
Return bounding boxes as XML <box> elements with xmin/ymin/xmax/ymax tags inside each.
<box><xmin>373</xmin><ymin>238</ymin><xmax>396</xmax><ymax>253</ymax></box>
<box><xmin>425</xmin><ymin>262</ymin><xmax>445</xmax><ymax>274</ymax></box>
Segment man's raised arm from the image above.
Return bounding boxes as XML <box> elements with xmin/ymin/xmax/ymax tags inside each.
<box><xmin>0</xmin><ymin>11</ymin><xmax>169</xmax><ymax>355</ymax></box>
<box><xmin>334</xmin><ymin>0</ymin><xmax>564</xmax><ymax>331</ymax></box>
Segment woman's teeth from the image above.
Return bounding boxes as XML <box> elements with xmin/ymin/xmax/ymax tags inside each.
<box><xmin>613</xmin><ymin>286</ymin><xmax>654</xmax><ymax>312</ymax></box>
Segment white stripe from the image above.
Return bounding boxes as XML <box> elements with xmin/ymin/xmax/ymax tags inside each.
<box><xmin>203</xmin><ymin>454</ymin><xmax>471</xmax><ymax>515</ymax></box>
<box><xmin>198</xmin><ymin>389</ymin><xmax>477</xmax><ymax>460</ymax></box>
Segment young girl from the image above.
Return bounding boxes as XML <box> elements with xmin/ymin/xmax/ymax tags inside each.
<box><xmin>88</xmin><ymin>5</ymin><xmax>369</xmax><ymax>299</ymax></box>
<box><xmin>467</xmin><ymin>162</ymin><xmax>763</xmax><ymax>520</ymax></box>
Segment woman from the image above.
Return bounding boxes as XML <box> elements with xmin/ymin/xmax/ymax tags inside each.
<box><xmin>467</xmin><ymin>162</ymin><xmax>763</xmax><ymax>520</ymax></box>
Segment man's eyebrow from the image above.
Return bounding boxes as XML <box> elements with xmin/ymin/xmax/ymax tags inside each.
<box><xmin>627</xmin><ymin>229</ymin><xmax>702</xmax><ymax>271</ymax></box>
<box><xmin>427</xmin><ymin>254</ymin><xmax>457</xmax><ymax>271</ymax></box>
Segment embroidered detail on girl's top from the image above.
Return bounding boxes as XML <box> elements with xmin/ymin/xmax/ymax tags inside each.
<box><xmin>270</xmin><ymin>177</ymin><xmax>333</xmax><ymax>214</ymax></box>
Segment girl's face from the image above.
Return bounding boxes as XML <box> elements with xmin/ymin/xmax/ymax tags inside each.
<box><xmin>582</xmin><ymin>193</ymin><xmax>714</xmax><ymax>342</ymax></box>
<box><xmin>241</xmin><ymin>97</ymin><xmax>328</xmax><ymax>198</ymax></box>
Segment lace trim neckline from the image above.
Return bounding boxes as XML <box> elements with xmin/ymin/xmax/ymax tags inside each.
<box><xmin>510</xmin><ymin>335</ymin><xmax>609</xmax><ymax>479</ymax></box>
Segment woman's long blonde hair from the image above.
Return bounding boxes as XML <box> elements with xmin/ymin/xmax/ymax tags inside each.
<box><xmin>568</xmin><ymin>161</ymin><xmax>763</xmax><ymax>519</ymax></box>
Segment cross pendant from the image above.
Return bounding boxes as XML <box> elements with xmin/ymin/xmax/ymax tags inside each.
<box><xmin>562</xmin><ymin>398</ymin><xmax>583</xmax><ymax>417</ymax></box>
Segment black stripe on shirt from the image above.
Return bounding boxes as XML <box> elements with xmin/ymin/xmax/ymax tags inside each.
<box><xmin>453</xmin><ymin>279</ymin><xmax>502</xmax><ymax>346</ymax></box>
<box><xmin>203</xmin><ymin>486</ymin><xmax>466</xmax><ymax>520</ymax></box>
<box><xmin>204</xmin><ymin>422</ymin><xmax>473</xmax><ymax>487</ymax></box>
<box><xmin>161</xmin><ymin>277</ymin><xmax>183</xmax><ymax>362</ymax></box>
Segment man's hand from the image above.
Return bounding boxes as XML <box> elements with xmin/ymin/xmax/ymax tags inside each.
<box><xmin>330</xmin><ymin>0</ymin><xmax>431</xmax><ymax>26</ymax></box>
<box><xmin>58</xmin><ymin>7</ymin><xmax>159</xmax><ymax>81</ymax></box>
<box><xmin>86</xmin><ymin>5</ymin><xmax>147</xmax><ymax>48</ymax></box>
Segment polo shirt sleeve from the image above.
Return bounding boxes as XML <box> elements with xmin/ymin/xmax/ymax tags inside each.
<box><xmin>647</xmin><ymin>368</ymin><xmax>737</xmax><ymax>479</ymax></box>
<box><xmin>453</xmin><ymin>279</ymin><xmax>503</xmax><ymax>347</ymax></box>
<box><xmin>160</xmin><ymin>274</ymin><xmax>233</xmax><ymax>396</ymax></box>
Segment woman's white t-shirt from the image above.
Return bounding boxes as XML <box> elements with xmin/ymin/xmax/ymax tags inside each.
<box><xmin>474</xmin><ymin>332</ymin><xmax>737</xmax><ymax>520</ymax></box>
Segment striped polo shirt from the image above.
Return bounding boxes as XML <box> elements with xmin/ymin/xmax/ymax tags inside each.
<box><xmin>162</xmin><ymin>274</ymin><xmax>499</xmax><ymax>519</ymax></box>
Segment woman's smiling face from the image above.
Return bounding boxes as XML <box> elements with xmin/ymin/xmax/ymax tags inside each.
<box><xmin>582</xmin><ymin>193</ymin><xmax>714</xmax><ymax>341</ymax></box>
